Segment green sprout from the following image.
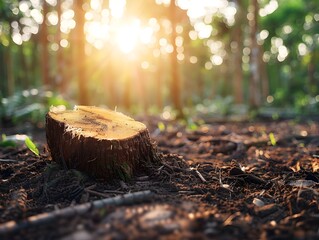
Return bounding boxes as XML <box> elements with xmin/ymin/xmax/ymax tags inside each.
<box><xmin>157</xmin><ymin>122</ymin><xmax>166</xmax><ymax>132</ymax></box>
<box><xmin>269</xmin><ymin>133</ymin><xmax>277</xmax><ymax>146</ymax></box>
<box><xmin>25</xmin><ymin>136</ymin><xmax>40</xmax><ymax>156</ymax></box>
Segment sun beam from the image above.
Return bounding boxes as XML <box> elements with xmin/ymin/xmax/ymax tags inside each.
<box><xmin>84</xmin><ymin>1</ymin><xmax>154</xmax><ymax>54</ymax></box>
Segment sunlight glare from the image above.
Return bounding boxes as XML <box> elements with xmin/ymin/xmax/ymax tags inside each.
<box><xmin>189</xmin><ymin>56</ymin><xmax>198</xmax><ymax>64</ymax></box>
<box><xmin>12</xmin><ymin>32</ymin><xmax>23</xmax><ymax>45</ymax></box>
<box><xmin>205</xmin><ymin>61</ymin><xmax>213</xmax><ymax>70</ymax></box>
<box><xmin>259</xmin><ymin>0</ymin><xmax>278</xmax><ymax>17</ymax></box>
<box><xmin>60</xmin><ymin>39</ymin><xmax>69</xmax><ymax>48</ymax></box>
<box><xmin>211</xmin><ymin>55</ymin><xmax>223</xmax><ymax>65</ymax></box>
<box><xmin>298</xmin><ymin>43</ymin><xmax>307</xmax><ymax>56</ymax></box>
<box><xmin>156</xmin><ymin>0</ymin><xmax>170</xmax><ymax>7</ymax></box>
<box><xmin>47</xmin><ymin>11</ymin><xmax>58</xmax><ymax>26</ymax></box>
<box><xmin>85</xmin><ymin>21</ymin><xmax>109</xmax><ymax>46</ymax></box>
<box><xmin>110</xmin><ymin>0</ymin><xmax>126</xmax><ymax>18</ymax></box>
<box><xmin>140</xmin><ymin>27</ymin><xmax>153</xmax><ymax>44</ymax></box>
<box><xmin>259</xmin><ymin>30</ymin><xmax>269</xmax><ymax>40</ymax></box>
<box><xmin>141</xmin><ymin>61</ymin><xmax>150</xmax><ymax>69</ymax></box>
<box><xmin>116</xmin><ymin>21</ymin><xmax>140</xmax><ymax>54</ymax></box>
<box><xmin>90</xmin><ymin>0</ymin><xmax>101</xmax><ymax>11</ymax></box>
<box><xmin>30</xmin><ymin>9</ymin><xmax>43</xmax><ymax>24</ymax></box>
<box><xmin>19</xmin><ymin>1</ymin><xmax>30</xmax><ymax>13</ymax></box>
<box><xmin>277</xmin><ymin>45</ymin><xmax>288</xmax><ymax>62</ymax></box>
<box><xmin>46</xmin><ymin>0</ymin><xmax>57</xmax><ymax>7</ymax></box>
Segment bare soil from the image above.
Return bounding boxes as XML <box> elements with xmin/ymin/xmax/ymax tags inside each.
<box><xmin>0</xmin><ymin>118</ymin><xmax>319</xmax><ymax>240</ymax></box>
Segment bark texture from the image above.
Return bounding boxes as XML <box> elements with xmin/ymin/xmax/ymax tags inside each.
<box><xmin>46</xmin><ymin>106</ymin><xmax>159</xmax><ymax>180</ymax></box>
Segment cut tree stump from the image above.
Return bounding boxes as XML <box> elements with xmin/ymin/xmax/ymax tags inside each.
<box><xmin>46</xmin><ymin>106</ymin><xmax>159</xmax><ymax>180</ymax></box>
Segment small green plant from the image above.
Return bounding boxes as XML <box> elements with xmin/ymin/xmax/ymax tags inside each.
<box><xmin>186</xmin><ymin>119</ymin><xmax>198</xmax><ymax>131</ymax></box>
<box><xmin>269</xmin><ymin>133</ymin><xmax>277</xmax><ymax>146</ymax></box>
<box><xmin>0</xmin><ymin>134</ymin><xmax>17</xmax><ymax>147</ymax></box>
<box><xmin>25</xmin><ymin>136</ymin><xmax>40</xmax><ymax>156</ymax></box>
<box><xmin>157</xmin><ymin>122</ymin><xmax>166</xmax><ymax>132</ymax></box>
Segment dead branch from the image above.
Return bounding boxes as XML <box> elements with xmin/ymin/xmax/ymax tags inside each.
<box><xmin>0</xmin><ymin>190</ymin><xmax>153</xmax><ymax>235</ymax></box>
<box><xmin>0</xmin><ymin>158</ymin><xmax>19</xmax><ymax>163</ymax></box>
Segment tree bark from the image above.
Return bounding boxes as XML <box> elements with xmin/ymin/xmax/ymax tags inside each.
<box><xmin>74</xmin><ymin>0</ymin><xmax>89</xmax><ymax>105</ymax></box>
<box><xmin>249</xmin><ymin>0</ymin><xmax>261</xmax><ymax>108</ymax></box>
<box><xmin>169</xmin><ymin>0</ymin><xmax>184</xmax><ymax>118</ymax></box>
<box><xmin>6</xmin><ymin>28</ymin><xmax>15</xmax><ymax>96</ymax></box>
<box><xmin>56</xmin><ymin>0</ymin><xmax>66</xmax><ymax>95</ymax></box>
<box><xmin>46</xmin><ymin>106</ymin><xmax>159</xmax><ymax>180</ymax></box>
<box><xmin>40</xmin><ymin>0</ymin><xmax>50</xmax><ymax>87</ymax></box>
<box><xmin>259</xmin><ymin>44</ymin><xmax>269</xmax><ymax>100</ymax></box>
<box><xmin>233</xmin><ymin>0</ymin><xmax>244</xmax><ymax>104</ymax></box>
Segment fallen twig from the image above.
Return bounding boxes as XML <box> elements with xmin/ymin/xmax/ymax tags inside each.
<box><xmin>85</xmin><ymin>188</ymin><xmax>124</xmax><ymax>197</ymax></box>
<box><xmin>0</xmin><ymin>158</ymin><xmax>19</xmax><ymax>163</ymax></box>
<box><xmin>190</xmin><ymin>165</ymin><xmax>207</xmax><ymax>182</ymax></box>
<box><xmin>84</xmin><ymin>189</ymin><xmax>110</xmax><ymax>198</ymax></box>
<box><xmin>0</xmin><ymin>190</ymin><xmax>153</xmax><ymax>235</ymax></box>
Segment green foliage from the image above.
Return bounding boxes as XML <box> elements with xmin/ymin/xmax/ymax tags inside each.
<box><xmin>25</xmin><ymin>136</ymin><xmax>39</xmax><ymax>156</ymax></box>
<box><xmin>187</xmin><ymin>121</ymin><xmax>198</xmax><ymax>131</ymax></box>
<box><xmin>261</xmin><ymin>0</ymin><xmax>319</xmax><ymax>112</ymax></box>
<box><xmin>0</xmin><ymin>134</ymin><xmax>17</xmax><ymax>147</ymax></box>
<box><xmin>0</xmin><ymin>89</ymin><xmax>70</xmax><ymax>125</ymax></box>
<box><xmin>194</xmin><ymin>96</ymin><xmax>249</xmax><ymax>118</ymax></box>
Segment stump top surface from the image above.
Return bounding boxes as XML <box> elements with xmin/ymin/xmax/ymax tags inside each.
<box><xmin>48</xmin><ymin>106</ymin><xmax>147</xmax><ymax>140</ymax></box>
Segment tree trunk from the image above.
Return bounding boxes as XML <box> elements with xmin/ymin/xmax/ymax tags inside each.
<box><xmin>7</xmin><ymin>48</ymin><xmax>14</xmax><ymax>96</ymax></box>
<box><xmin>19</xmin><ymin>44</ymin><xmax>29</xmax><ymax>89</ymax></box>
<box><xmin>46</xmin><ymin>106</ymin><xmax>159</xmax><ymax>180</ymax></box>
<box><xmin>169</xmin><ymin>1</ymin><xmax>184</xmax><ymax>118</ymax></box>
<box><xmin>104</xmin><ymin>59</ymin><xmax>117</xmax><ymax>108</ymax></box>
<box><xmin>74</xmin><ymin>0</ymin><xmax>89</xmax><ymax>105</ymax></box>
<box><xmin>156</xmin><ymin>58</ymin><xmax>163</xmax><ymax>110</ymax></box>
<box><xmin>308</xmin><ymin>47</ymin><xmax>317</xmax><ymax>96</ymax></box>
<box><xmin>40</xmin><ymin>0</ymin><xmax>50</xmax><ymax>87</ymax></box>
<box><xmin>259</xmin><ymin>44</ymin><xmax>269</xmax><ymax>100</ymax></box>
<box><xmin>56</xmin><ymin>0</ymin><xmax>66</xmax><ymax>95</ymax></box>
<box><xmin>233</xmin><ymin>0</ymin><xmax>244</xmax><ymax>104</ymax></box>
<box><xmin>123</xmin><ymin>70</ymin><xmax>131</xmax><ymax>111</ymax></box>
<box><xmin>0</xmin><ymin>46</ymin><xmax>3</xmax><ymax>96</ymax></box>
<box><xmin>249</xmin><ymin>0</ymin><xmax>261</xmax><ymax>108</ymax></box>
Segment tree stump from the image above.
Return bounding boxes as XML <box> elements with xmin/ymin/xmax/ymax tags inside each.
<box><xmin>46</xmin><ymin>106</ymin><xmax>159</xmax><ymax>180</ymax></box>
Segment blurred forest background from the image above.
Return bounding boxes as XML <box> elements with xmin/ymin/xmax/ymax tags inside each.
<box><xmin>0</xmin><ymin>0</ymin><xmax>319</xmax><ymax>124</ymax></box>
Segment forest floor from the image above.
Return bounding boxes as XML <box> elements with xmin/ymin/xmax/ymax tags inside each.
<box><xmin>0</xmin><ymin>117</ymin><xmax>319</xmax><ymax>239</ymax></box>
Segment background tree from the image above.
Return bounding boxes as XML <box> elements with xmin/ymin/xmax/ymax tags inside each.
<box><xmin>0</xmin><ymin>0</ymin><xmax>318</xmax><ymax>118</ymax></box>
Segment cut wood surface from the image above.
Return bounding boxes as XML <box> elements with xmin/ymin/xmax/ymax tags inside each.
<box><xmin>46</xmin><ymin>106</ymin><xmax>159</xmax><ymax>180</ymax></box>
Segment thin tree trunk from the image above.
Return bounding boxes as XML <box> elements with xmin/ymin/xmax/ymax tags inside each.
<box><xmin>123</xmin><ymin>71</ymin><xmax>131</xmax><ymax>111</ymax></box>
<box><xmin>30</xmin><ymin>39</ymin><xmax>39</xmax><ymax>86</ymax></box>
<box><xmin>6</xmin><ymin>35</ymin><xmax>14</xmax><ymax>96</ymax></box>
<box><xmin>74</xmin><ymin>0</ymin><xmax>89</xmax><ymax>105</ymax></box>
<box><xmin>104</xmin><ymin>59</ymin><xmax>117</xmax><ymax>108</ymax></box>
<box><xmin>308</xmin><ymin>47</ymin><xmax>316</xmax><ymax>96</ymax></box>
<box><xmin>259</xmin><ymin>45</ymin><xmax>269</xmax><ymax>100</ymax></box>
<box><xmin>233</xmin><ymin>0</ymin><xmax>244</xmax><ymax>104</ymax></box>
<box><xmin>19</xmin><ymin>44</ymin><xmax>29</xmax><ymax>89</ymax></box>
<box><xmin>169</xmin><ymin>1</ymin><xmax>183</xmax><ymax>118</ymax></box>
<box><xmin>57</xmin><ymin>0</ymin><xmax>66</xmax><ymax>95</ymax></box>
<box><xmin>0</xmin><ymin>45</ymin><xmax>7</xmax><ymax>97</ymax></box>
<box><xmin>40</xmin><ymin>0</ymin><xmax>50</xmax><ymax>88</ymax></box>
<box><xmin>249</xmin><ymin>0</ymin><xmax>261</xmax><ymax>107</ymax></box>
<box><xmin>156</xmin><ymin>58</ymin><xmax>163</xmax><ymax>109</ymax></box>
<box><xmin>135</xmin><ymin>66</ymin><xmax>148</xmax><ymax>113</ymax></box>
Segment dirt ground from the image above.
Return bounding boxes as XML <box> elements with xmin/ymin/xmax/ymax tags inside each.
<box><xmin>0</xmin><ymin>118</ymin><xmax>319</xmax><ymax>239</ymax></box>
